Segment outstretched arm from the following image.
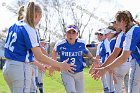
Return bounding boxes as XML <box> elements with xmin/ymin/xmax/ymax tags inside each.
<box><xmin>31</xmin><ymin>47</ymin><xmax>75</xmax><ymax>73</ymax></box>
<box><xmin>105</xmin><ymin>50</ymin><xmax>131</xmax><ymax>70</ymax></box>
<box><xmin>51</xmin><ymin>49</ymin><xmax>60</xmax><ymax>71</ymax></box>
<box><xmin>101</xmin><ymin>47</ymin><xmax>122</xmax><ymax>67</ymax></box>
<box><xmin>91</xmin><ymin>50</ymin><xmax>131</xmax><ymax>79</ymax></box>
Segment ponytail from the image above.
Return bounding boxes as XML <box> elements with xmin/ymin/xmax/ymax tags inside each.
<box><xmin>25</xmin><ymin>2</ymin><xmax>35</xmax><ymax>28</ymax></box>
<box><xmin>18</xmin><ymin>6</ymin><xmax>25</xmax><ymax>21</ymax></box>
<box><xmin>24</xmin><ymin>2</ymin><xmax>42</xmax><ymax>28</ymax></box>
<box><xmin>134</xmin><ymin>20</ymin><xmax>140</xmax><ymax>26</ymax></box>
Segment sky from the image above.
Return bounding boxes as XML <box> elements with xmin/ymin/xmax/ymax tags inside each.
<box><xmin>0</xmin><ymin>0</ymin><xmax>140</xmax><ymax>43</ymax></box>
<box><xmin>0</xmin><ymin>0</ymin><xmax>17</xmax><ymax>30</ymax></box>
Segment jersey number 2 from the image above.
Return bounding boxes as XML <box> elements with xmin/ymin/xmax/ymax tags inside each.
<box><xmin>5</xmin><ymin>31</ymin><xmax>17</xmax><ymax>52</ymax></box>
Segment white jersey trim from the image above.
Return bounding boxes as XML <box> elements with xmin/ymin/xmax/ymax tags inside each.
<box><xmin>104</xmin><ymin>38</ymin><xmax>111</xmax><ymax>55</ymax></box>
<box><xmin>25</xmin><ymin>51</ymin><xmax>30</xmax><ymax>62</ymax></box>
<box><xmin>115</xmin><ymin>32</ymin><xmax>124</xmax><ymax>48</ymax></box>
<box><xmin>96</xmin><ymin>42</ymin><xmax>101</xmax><ymax>56</ymax></box>
<box><xmin>123</xmin><ymin>25</ymin><xmax>138</xmax><ymax>51</ymax></box>
<box><xmin>23</xmin><ymin>23</ymin><xmax>39</xmax><ymax>48</ymax></box>
<box><xmin>54</xmin><ymin>39</ymin><xmax>66</xmax><ymax>51</ymax></box>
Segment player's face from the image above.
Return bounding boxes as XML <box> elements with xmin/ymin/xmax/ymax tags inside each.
<box><xmin>34</xmin><ymin>12</ymin><xmax>42</xmax><ymax>26</ymax></box>
<box><xmin>112</xmin><ymin>22</ymin><xmax>121</xmax><ymax>32</ymax></box>
<box><xmin>105</xmin><ymin>32</ymin><xmax>114</xmax><ymax>40</ymax></box>
<box><xmin>40</xmin><ymin>42</ymin><xmax>47</xmax><ymax>47</ymax></box>
<box><xmin>66</xmin><ymin>29</ymin><xmax>78</xmax><ymax>43</ymax></box>
<box><xmin>116</xmin><ymin>19</ymin><xmax>126</xmax><ymax>32</ymax></box>
<box><xmin>100</xmin><ymin>34</ymin><xmax>106</xmax><ymax>41</ymax></box>
<box><xmin>97</xmin><ymin>33</ymin><xmax>104</xmax><ymax>41</ymax></box>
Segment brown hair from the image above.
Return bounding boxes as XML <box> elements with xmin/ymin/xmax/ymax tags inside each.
<box><xmin>115</xmin><ymin>11</ymin><xmax>130</xmax><ymax>27</ymax></box>
<box><xmin>24</xmin><ymin>2</ymin><xmax>42</xmax><ymax>28</ymax></box>
<box><xmin>115</xmin><ymin>11</ymin><xmax>135</xmax><ymax>33</ymax></box>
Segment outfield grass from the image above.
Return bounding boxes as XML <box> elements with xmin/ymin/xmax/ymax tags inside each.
<box><xmin>0</xmin><ymin>68</ymin><xmax>103</xmax><ymax>93</ymax></box>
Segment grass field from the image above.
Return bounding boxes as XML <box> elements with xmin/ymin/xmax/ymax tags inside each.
<box><xmin>0</xmin><ymin>68</ymin><xmax>103</xmax><ymax>93</ymax></box>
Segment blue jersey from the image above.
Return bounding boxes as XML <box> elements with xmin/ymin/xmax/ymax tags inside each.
<box><xmin>98</xmin><ymin>39</ymin><xmax>111</xmax><ymax>63</ymax></box>
<box><xmin>123</xmin><ymin>25</ymin><xmax>140</xmax><ymax>64</ymax></box>
<box><xmin>110</xmin><ymin>38</ymin><xmax>116</xmax><ymax>52</ymax></box>
<box><xmin>4</xmin><ymin>20</ymin><xmax>40</xmax><ymax>62</ymax></box>
<box><xmin>115</xmin><ymin>31</ymin><xmax>132</xmax><ymax>61</ymax></box>
<box><xmin>54</xmin><ymin>38</ymin><xmax>88</xmax><ymax>72</ymax></box>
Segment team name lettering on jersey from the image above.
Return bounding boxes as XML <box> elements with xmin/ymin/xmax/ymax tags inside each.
<box><xmin>61</xmin><ymin>51</ymin><xmax>83</xmax><ymax>57</ymax></box>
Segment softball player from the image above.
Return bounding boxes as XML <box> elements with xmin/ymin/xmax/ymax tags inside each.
<box><xmin>92</xmin><ymin>10</ymin><xmax>140</xmax><ymax>93</ymax></box>
<box><xmin>91</xmin><ymin>14</ymin><xmax>132</xmax><ymax>93</ymax></box>
<box><xmin>107</xmin><ymin>29</ymin><xmax>131</xmax><ymax>93</ymax></box>
<box><xmin>110</xmin><ymin>22</ymin><xmax>131</xmax><ymax>93</ymax></box>
<box><xmin>89</xmin><ymin>28</ymin><xmax>116</xmax><ymax>93</ymax></box>
<box><xmin>16</xmin><ymin>5</ymin><xmax>46</xmax><ymax>93</ymax></box>
<box><xmin>98</xmin><ymin>28</ymin><xmax>116</xmax><ymax>93</ymax></box>
<box><xmin>95</xmin><ymin>29</ymin><xmax>110</xmax><ymax>93</ymax></box>
<box><xmin>52</xmin><ymin>25</ymin><xmax>96</xmax><ymax>93</ymax></box>
<box><xmin>37</xmin><ymin>40</ymin><xmax>49</xmax><ymax>93</ymax></box>
<box><xmin>2</xmin><ymin>2</ymin><xmax>74</xmax><ymax>93</ymax></box>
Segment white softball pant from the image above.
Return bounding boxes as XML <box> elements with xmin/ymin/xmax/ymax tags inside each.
<box><xmin>30</xmin><ymin>64</ymin><xmax>38</xmax><ymax>93</ymax></box>
<box><xmin>3</xmin><ymin>59</ymin><xmax>32</xmax><ymax>93</ymax></box>
<box><xmin>38</xmin><ymin>69</ymin><xmax>44</xmax><ymax>83</ymax></box>
<box><xmin>105</xmin><ymin>72</ymin><xmax>115</xmax><ymax>92</ymax></box>
<box><xmin>114</xmin><ymin>61</ymin><xmax>130</xmax><ymax>93</ymax></box>
<box><xmin>128</xmin><ymin>59</ymin><xmax>140</xmax><ymax>93</ymax></box>
<box><xmin>61</xmin><ymin>71</ymin><xmax>84</xmax><ymax>93</ymax></box>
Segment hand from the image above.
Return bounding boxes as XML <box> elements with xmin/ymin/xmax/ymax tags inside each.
<box><xmin>89</xmin><ymin>61</ymin><xmax>101</xmax><ymax>75</ymax></box>
<box><xmin>92</xmin><ymin>58</ymin><xmax>101</xmax><ymax>66</ymax></box>
<box><xmin>89</xmin><ymin>64</ymin><xmax>95</xmax><ymax>74</ymax></box>
<box><xmin>38</xmin><ymin>64</ymin><xmax>47</xmax><ymax>73</ymax></box>
<box><xmin>89</xmin><ymin>66</ymin><xmax>99</xmax><ymax>79</ymax></box>
<box><xmin>59</xmin><ymin>58</ymin><xmax>76</xmax><ymax>73</ymax></box>
<box><xmin>90</xmin><ymin>67</ymin><xmax>107</xmax><ymax>80</ymax></box>
<box><xmin>48</xmin><ymin>66</ymin><xmax>56</xmax><ymax>76</ymax></box>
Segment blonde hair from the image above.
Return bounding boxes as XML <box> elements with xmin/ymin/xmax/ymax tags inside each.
<box><xmin>18</xmin><ymin>6</ymin><xmax>25</xmax><ymax>21</ymax></box>
<box><xmin>24</xmin><ymin>2</ymin><xmax>42</xmax><ymax>28</ymax></box>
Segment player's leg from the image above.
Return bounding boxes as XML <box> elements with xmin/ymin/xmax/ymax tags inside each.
<box><xmin>124</xmin><ymin>73</ymin><xmax>129</xmax><ymax>93</ymax></box>
<box><xmin>101</xmin><ymin>74</ymin><xmax>109</xmax><ymax>93</ymax></box>
<box><xmin>3</xmin><ymin>59</ymin><xmax>32</xmax><ymax>93</ymax></box>
<box><xmin>106</xmin><ymin>72</ymin><xmax>115</xmax><ymax>93</ymax></box>
<box><xmin>3</xmin><ymin>60</ymin><xmax>13</xmax><ymax>92</ymax></box>
<box><xmin>38</xmin><ymin>83</ymin><xmax>43</xmax><ymax>93</ymax></box>
<box><xmin>114</xmin><ymin>63</ymin><xmax>130</xmax><ymax>93</ymax></box>
<box><xmin>38</xmin><ymin>69</ymin><xmax>44</xmax><ymax>93</ymax></box>
<box><xmin>30</xmin><ymin>65</ymin><xmax>38</xmax><ymax>93</ymax></box>
<box><xmin>114</xmin><ymin>67</ymin><xmax>123</xmax><ymax>93</ymax></box>
<box><xmin>20</xmin><ymin>62</ymin><xmax>32</xmax><ymax>93</ymax></box>
<box><xmin>61</xmin><ymin>72</ymin><xmax>76</xmax><ymax>93</ymax></box>
<box><xmin>128</xmin><ymin>59</ymin><xmax>140</xmax><ymax>93</ymax></box>
<box><xmin>74</xmin><ymin>72</ymin><xmax>84</xmax><ymax>93</ymax></box>
<box><xmin>30</xmin><ymin>75</ymin><xmax>38</xmax><ymax>93</ymax></box>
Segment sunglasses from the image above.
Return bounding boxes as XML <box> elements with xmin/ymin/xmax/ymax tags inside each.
<box><xmin>67</xmin><ymin>25</ymin><xmax>77</xmax><ymax>29</ymax></box>
<box><xmin>97</xmin><ymin>33</ymin><xmax>103</xmax><ymax>36</ymax></box>
<box><xmin>111</xmin><ymin>21</ymin><xmax>116</xmax><ymax>24</ymax></box>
